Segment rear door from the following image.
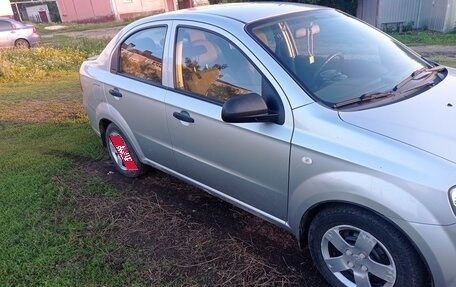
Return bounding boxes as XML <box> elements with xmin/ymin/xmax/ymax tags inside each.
<box><xmin>103</xmin><ymin>22</ymin><xmax>175</xmax><ymax>170</ymax></box>
<box><xmin>0</xmin><ymin>20</ymin><xmax>13</xmax><ymax>47</ymax></box>
<box><xmin>164</xmin><ymin>22</ymin><xmax>294</xmax><ymax>221</ymax></box>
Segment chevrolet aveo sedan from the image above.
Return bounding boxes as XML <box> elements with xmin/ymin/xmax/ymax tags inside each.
<box><xmin>0</xmin><ymin>18</ymin><xmax>40</xmax><ymax>48</ymax></box>
<box><xmin>80</xmin><ymin>3</ymin><xmax>456</xmax><ymax>287</ymax></box>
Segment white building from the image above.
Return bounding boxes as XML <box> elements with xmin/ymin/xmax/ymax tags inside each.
<box><xmin>357</xmin><ymin>0</ymin><xmax>456</xmax><ymax>32</ymax></box>
<box><xmin>0</xmin><ymin>0</ymin><xmax>13</xmax><ymax>18</ymax></box>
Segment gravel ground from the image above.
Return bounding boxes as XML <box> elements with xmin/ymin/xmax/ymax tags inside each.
<box><xmin>408</xmin><ymin>45</ymin><xmax>456</xmax><ymax>58</ymax></box>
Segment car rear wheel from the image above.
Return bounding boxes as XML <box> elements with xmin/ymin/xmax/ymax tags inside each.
<box><xmin>105</xmin><ymin>123</ymin><xmax>147</xmax><ymax>177</ymax></box>
<box><xmin>308</xmin><ymin>206</ymin><xmax>428</xmax><ymax>287</ymax></box>
<box><xmin>15</xmin><ymin>38</ymin><xmax>30</xmax><ymax>49</ymax></box>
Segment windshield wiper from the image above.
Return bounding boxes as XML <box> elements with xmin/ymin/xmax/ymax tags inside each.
<box><xmin>394</xmin><ymin>65</ymin><xmax>445</xmax><ymax>92</ymax></box>
<box><xmin>333</xmin><ymin>91</ymin><xmax>395</xmax><ymax>108</ymax></box>
<box><xmin>333</xmin><ymin>65</ymin><xmax>446</xmax><ymax>109</ymax></box>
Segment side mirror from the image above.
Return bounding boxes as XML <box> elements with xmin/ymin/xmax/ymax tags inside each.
<box><xmin>221</xmin><ymin>93</ymin><xmax>279</xmax><ymax>123</ymax></box>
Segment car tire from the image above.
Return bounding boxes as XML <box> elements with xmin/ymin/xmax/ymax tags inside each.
<box><xmin>105</xmin><ymin>123</ymin><xmax>147</xmax><ymax>178</ymax></box>
<box><xmin>308</xmin><ymin>205</ymin><xmax>428</xmax><ymax>287</ymax></box>
<box><xmin>15</xmin><ymin>38</ymin><xmax>30</xmax><ymax>49</ymax></box>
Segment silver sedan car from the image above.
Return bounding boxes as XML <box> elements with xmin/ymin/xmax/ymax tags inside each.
<box><xmin>80</xmin><ymin>3</ymin><xmax>456</xmax><ymax>287</ymax></box>
<box><xmin>0</xmin><ymin>18</ymin><xmax>40</xmax><ymax>48</ymax></box>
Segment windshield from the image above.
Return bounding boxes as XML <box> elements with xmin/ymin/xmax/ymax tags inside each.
<box><xmin>248</xmin><ymin>9</ymin><xmax>431</xmax><ymax>108</ymax></box>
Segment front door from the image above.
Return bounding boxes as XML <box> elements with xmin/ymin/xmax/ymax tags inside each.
<box><xmin>165</xmin><ymin>25</ymin><xmax>293</xmax><ymax>220</ymax></box>
<box><xmin>39</xmin><ymin>11</ymin><xmax>49</xmax><ymax>23</ymax></box>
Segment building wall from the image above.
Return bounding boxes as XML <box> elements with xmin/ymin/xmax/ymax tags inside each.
<box><xmin>377</xmin><ymin>0</ymin><xmax>421</xmax><ymax>28</ymax></box>
<box><xmin>56</xmin><ymin>0</ymin><xmax>168</xmax><ymax>22</ymax></box>
<box><xmin>420</xmin><ymin>0</ymin><xmax>449</xmax><ymax>32</ymax></box>
<box><xmin>356</xmin><ymin>0</ymin><xmax>379</xmax><ymax>27</ymax></box>
<box><xmin>113</xmin><ymin>0</ymin><xmax>165</xmax><ymax>19</ymax></box>
<box><xmin>0</xmin><ymin>0</ymin><xmax>13</xmax><ymax>17</ymax></box>
<box><xmin>357</xmin><ymin>0</ymin><xmax>456</xmax><ymax>32</ymax></box>
<box><xmin>57</xmin><ymin>0</ymin><xmax>114</xmax><ymax>22</ymax></box>
<box><xmin>417</xmin><ymin>0</ymin><xmax>456</xmax><ymax>32</ymax></box>
<box><xmin>445</xmin><ymin>0</ymin><xmax>456</xmax><ymax>32</ymax></box>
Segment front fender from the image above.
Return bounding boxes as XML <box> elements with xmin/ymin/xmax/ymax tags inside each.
<box><xmin>288</xmin><ymin>170</ymin><xmax>452</xmax><ymax>238</ymax></box>
<box><xmin>288</xmin><ymin>104</ymin><xmax>456</xmax><ymax>237</ymax></box>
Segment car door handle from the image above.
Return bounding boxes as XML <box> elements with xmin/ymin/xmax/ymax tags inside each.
<box><xmin>109</xmin><ymin>88</ymin><xmax>122</xmax><ymax>98</ymax></box>
<box><xmin>173</xmin><ymin>111</ymin><xmax>194</xmax><ymax>123</ymax></box>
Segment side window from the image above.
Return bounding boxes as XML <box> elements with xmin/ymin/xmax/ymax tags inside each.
<box><xmin>0</xmin><ymin>21</ymin><xmax>13</xmax><ymax>31</ymax></box>
<box><xmin>252</xmin><ymin>27</ymin><xmax>277</xmax><ymax>52</ymax></box>
<box><xmin>175</xmin><ymin>27</ymin><xmax>263</xmax><ymax>102</ymax></box>
<box><xmin>119</xmin><ymin>26</ymin><xmax>166</xmax><ymax>84</ymax></box>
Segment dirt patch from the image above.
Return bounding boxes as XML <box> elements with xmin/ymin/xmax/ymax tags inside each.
<box><xmin>409</xmin><ymin>45</ymin><xmax>456</xmax><ymax>58</ymax></box>
<box><xmin>49</xmin><ymin>27</ymin><xmax>124</xmax><ymax>40</ymax></box>
<box><xmin>59</xmin><ymin>155</ymin><xmax>328</xmax><ymax>286</ymax></box>
<box><xmin>0</xmin><ymin>98</ymin><xmax>86</xmax><ymax>123</ymax></box>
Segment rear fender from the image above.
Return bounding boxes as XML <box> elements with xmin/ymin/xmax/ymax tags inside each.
<box><xmin>96</xmin><ymin>102</ymin><xmax>146</xmax><ymax>162</ymax></box>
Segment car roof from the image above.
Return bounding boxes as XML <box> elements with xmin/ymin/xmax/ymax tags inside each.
<box><xmin>0</xmin><ymin>18</ymin><xmax>25</xmax><ymax>25</ymax></box>
<box><xmin>148</xmin><ymin>2</ymin><xmax>327</xmax><ymax>24</ymax></box>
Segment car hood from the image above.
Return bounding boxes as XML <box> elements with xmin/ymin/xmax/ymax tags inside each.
<box><xmin>339</xmin><ymin>67</ymin><xmax>456</xmax><ymax>163</ymax></box>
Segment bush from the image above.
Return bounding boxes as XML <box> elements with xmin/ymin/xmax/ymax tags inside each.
<box><xmin>0</xmin><ymin>38</ymin><xmax>108</xmax><ymax>83</ymax></box>
<box><xmin>403</xmin><ymin>21</ymin><xmax>414</xmax><ymax>32</ymax></box>
<box><xmin>0</xmin><ymin>47</ymin><xmax>84</xmax><ymax>81</ymax></box>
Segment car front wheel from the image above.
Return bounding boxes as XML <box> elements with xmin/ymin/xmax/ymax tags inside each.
<box><xmin>308</xmin><ymin>206</ymin><xmax>428</xmax><ymax>287</ymax></box>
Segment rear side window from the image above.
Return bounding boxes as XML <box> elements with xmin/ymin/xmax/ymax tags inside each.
<box><xmin>119</xmin><ymin>26</ymin><xmax>167</xmax><ymax>84</ymax></box>
<box><xmin>0</xmin><ymin>21</ymin><xmax>13</xmax><ymax>31</ymax></box>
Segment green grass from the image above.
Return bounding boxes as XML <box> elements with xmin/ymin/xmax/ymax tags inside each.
<box><xmin>0</xmin><ymin>32</ymin><xmax>148</xmax><ymax>284</ymax></box>
<box><xmin>0</xmin><ymin>37</ymin><xmax>108</xmax><ymax>83</ymax></box>
<box><xmin>0</xmin><ymin>70</ymin><xmax>145</xmax><ymax>286</ymax></box>
<box><xmin>1</xmin><ymin>124</ymin><xmax>116</xmax><ymax>286</ymax></box>
<box><xmin>434</xmin><ymin>56</ymin><xmax>456</xmax><ymax>68</ymax></box>
<box><xmin>40</xmin><ymin>35</ymin><xmax>109</xmax><ymax>55</ymax></box>
<box><xmin>390</xmin><ymin>30</ymin><xmax>456</xmax><ymax>45</ymax></box>
<box><xmin>0</xmin><ymin>31</ymin><xmax>133</xmax><ymax>282</ymax></box>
